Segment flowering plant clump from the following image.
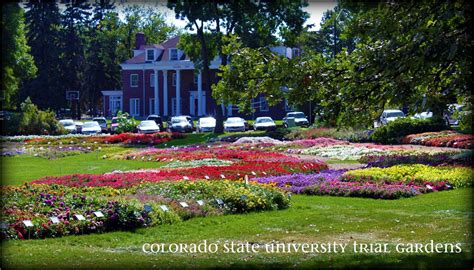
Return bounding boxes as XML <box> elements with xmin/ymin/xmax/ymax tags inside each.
<box><xmin>342</xmin><ymin>164</ymin><xmax>473</xmax><ymax>188</ymax></box>
<box><xmin>0</xmin><ymin>133</ymin><xmax>110</xmax><ymax>142</ymax></box>
<box><xmin>300</xmin><ymin>145</ymin><xmax>388</xmax><ymax>160</ymax></box>
<box><xmin>103</xmin><ymin>132</ymin><xmax>184</xmax><ymax>145</ymax></box>
<box><xmin>162</xmin><ymin>158</ymin><xmax>234</xmax><ymax>168</ymax></box>
<box><xmin>1</xmin><ymin>181</ymin><xmax>289</xmax><ymax>240</ymax></box>
<box><xmin>2</xmin><ymin>145</ymin><xmax>95</xmax><ymax>159</ymax></box>
<box><xmin>402</xmin><ymin>131</ymin><xmax>474</xmax><ymax>149</ymax></box>
<box><xmin>360</xmin><ymin>152</ymin><xmax>473</xmax><ymax>168</ymax></box>
<box><xmin>301</xmin><ymin>181</ymin><xmax>426</xmax><ymax>199</ymax></box>
<box><xmin>254</xmin><ymin>171</ymin><xmax>345</xmax><ymax>193</ymax></box>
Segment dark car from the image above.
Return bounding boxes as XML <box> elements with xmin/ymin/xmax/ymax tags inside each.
<box><xmin>168</xmin><ymin>116</ymin><xmax>194</xmax><ymax>133</ymax></box>
<box><xmin>146</xmin><ymin>115</ymin><xmax>164</xmax><ymax>131</ymax></box>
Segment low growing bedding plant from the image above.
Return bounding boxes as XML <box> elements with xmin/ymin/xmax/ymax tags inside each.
<box><xmin>0</xmin><ymin>180</ymin><xmax>289</xmax><ymax>240</ymax></box>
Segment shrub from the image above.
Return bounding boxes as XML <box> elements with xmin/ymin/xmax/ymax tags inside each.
<box><xmin>115</xmin><ymin>111</ymin><xmax>137</xmax><ymax>134</ymax></box>
<box><xmin>2</xmin><ymin>98</ymin><xmax>66</xmax><ymax>136</ymax></box>
<box><xmin>370</xmin><ymin>117</ymin><xmax>446</xmax><ymax>144</ymax></box>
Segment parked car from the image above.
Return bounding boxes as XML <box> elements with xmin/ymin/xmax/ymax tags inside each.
<box><xmin>443</xmin><ymin>104</ymin><xmax>466</xmax><ymax>127</ymax></box>
<box><xmin>59</xmin><ymin>119</ymin><xmax>77</xmax><ymax>133</ymax></box>
<box><xmin>75</xmin><ymin>121</ymin><xmax>83</xmax><ymax>133</ymax></box>
<box><xmin>224</xmin><ymin>117</ymin><xmax>246</xmax><ymax>132</ymax></box>
<box><xmin>254</xmin><ymin>117</ymin><xmax>276</xmax><ymax>131</ymax></box>
<box><xmin>110</xmin><ymin>117</ymin><xmax>120</xmax><ymax>133</ymax></box>
<box><xmin>283</xmin><ymin>112</ymin><xmax>309</xmax><ymax>128</ymax></box>
<box><xmin>137</xmin><ymin>120</ymin><xmax>160</xmax><ymax>134</ymax></box>
<box><xmin>146</xmin><ymin>115</ymin><xmax>164</xmax><ymax>131</ymax></box>
<box><xmin>197</xmin><ymin>117</ymin><xmax>216</xmax><ymax>132</ymax></box>
<box><xmin>379</xmin><ymin>109</ymin><xmax>405</xmax><ymax>125</ymax></box>
<box><xmin>168</xmin><ymin>116</ymin><xmax>194</xmax><ymax>133</ymax></box>
<box><xmin>81</xmin><ymin>121</ymin><xmax>101</xmax><ymax>135</ymax></box>
<box><xmin>92</xmin><ymin>117</ymin><xmax>107</xmax><ymax>132</ymax></box>
<box><xmin>413</xmin><ymin>111</ymin><xmax>433</xmax><ymax>120</ymax></box>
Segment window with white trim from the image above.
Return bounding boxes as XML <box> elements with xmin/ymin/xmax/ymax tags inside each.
<box><xmin>150</xmin><ymin>73</ymin><xmax>155</xmax><ymax>88</ymax></box>
<box><xmin>292</xmin><ymin>48</ymin><xmax>300</xmax><ymax>57</ymax></box>
<box><xmin>169</xmin><ymin>49</ymin><xmax>178</xmax><ymax>60</ymax></box>
<box><xmin>146</xmin><ymin>49</ymin><xmax>155</xmax><ymax>61</ymax></box>
<box><xmin>149</xmin><ymin>98</ymin><xmax>155</xmax><ymax>115</ymax></box>
<box><xmin>130</xmin><ymin>74</ymin><xmax>139</xmax><ymax>87</ymax></box>
<box><xmin>130</xmin><ymin>98</ymin><xmax>140</xmax><ymax>116</ymax></box>
<box><xmin>172</xmin><ymin>73</ymin><xmax>176</xmax><ymax>87</ymax></box>
<box><xmin>260</xmin><ymin>97</ymin><xmax>269</xmax><ymax>112</ymax></box>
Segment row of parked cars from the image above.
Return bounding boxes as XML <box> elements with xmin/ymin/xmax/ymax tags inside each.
<box><xmin>376</xmin><ymin>104</ymin><xmax>469</xmax><ymax>127</ymax></box>
<box><xmin>58</xmin><ymin>111</ymin><xmax>312</xmax><ymax>135</ymax></box>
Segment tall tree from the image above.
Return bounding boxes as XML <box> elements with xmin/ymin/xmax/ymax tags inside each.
<box><xmin>83</xmin><ymin>0</ymin><xmax>117</xmax><ymax>115</ymax></box>
<box><xmin>60</xmin><ymin>0</ymin><xmax>92</xmax><ymax>116</ymax></box>
<box><xmin>1</xmin><ymin>2</ymin><xmax>37</xmax><ymax>109</ymax></box>
<box><xmin>21</xmin><ymin>0</ymin><xmax>62</xmax><ymax>110</ymax></box>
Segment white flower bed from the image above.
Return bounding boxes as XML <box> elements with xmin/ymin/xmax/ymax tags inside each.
<box><xmin>161</xmin><ymin>158</ymin><xmax>234</xmax><ymax>168</ymax></box>
<box><xmin>301</xmin><ymin>145</ymin><xmax>386</xmax><ymax>160</ymax></box>
<box><xmin>233</xmin><ymin>136</ymin><xmax>284</xmax><ymax>145</ymax></box>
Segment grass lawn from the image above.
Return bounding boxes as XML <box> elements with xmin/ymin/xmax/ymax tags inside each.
<box><xmin>0</xmin><ymin>147</ymin><xmax>164</xmax><ymax>185</ymax></box>
<box><xmin>1</xmin><ymin>189</ymin><xmax>471</xmax><ymax>268</ymax></box>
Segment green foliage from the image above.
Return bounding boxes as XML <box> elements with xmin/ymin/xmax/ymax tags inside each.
<box><xmin>114</xmin><ymin>111</ymin><xmax>137</xmax><ymax>134</ymax></box>
<box><xmin>370</xmin><ymin>117</ymin><xmax>446</xmax><ymax>144</ymax></box>
<box><xmin>2</xmin><ymin>98</ymin><xmax>65</xmax><ymax>136</ymax></box>
<box><xmin>1</xmin><ymin>3</ymin><xmax>37</xmax><ymax>109</ymax></box>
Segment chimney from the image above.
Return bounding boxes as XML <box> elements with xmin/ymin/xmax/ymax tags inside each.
<box><xmin>135</xmin><ymin>32</ymin><xmax>145</xmax><ymax>49</ymax></box>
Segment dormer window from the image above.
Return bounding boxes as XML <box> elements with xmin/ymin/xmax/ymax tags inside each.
<box><xmin>146</xmin><ymin>49</ymin><xmax>155</xmax><ymax>61</ymax></box>
<box><xmin>170</xmin><ymin>49</ymin><xmax>178</xmax><ymax>61</ymax></box>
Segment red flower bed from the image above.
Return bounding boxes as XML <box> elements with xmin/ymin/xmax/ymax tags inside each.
<box><xmin>104</xmin><ymin>132</ymin><xmax>184</xmax><ymax>145</ymax></box>
<box><xmin>402</xmin><ymin>131</ymin><xmax>473</xmax><ymax>149</ymax></box>
<box><xmin>32</xmin><ymin>161</ymin><xmax>328</xmax><ymax>188</ymax></box>
<box><xmin>124</xmin><ymin>147</ymin><xmax>302</xmax><ymax>163</ymax></box>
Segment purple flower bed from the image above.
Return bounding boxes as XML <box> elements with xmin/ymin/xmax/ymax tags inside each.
<box><xmin>254</xmin><ymin>170</ymin><xmax>346</xmax><ymax>193</ymax></box>
<box><xmin>254</xmin><ymin>170</ymin><xmax>434</xmax><ymax>199</ymax></box>
<box><xmin>301</xmin><ymin>182</ymin><xmax>426</xmax><ymax>200</ymax></box>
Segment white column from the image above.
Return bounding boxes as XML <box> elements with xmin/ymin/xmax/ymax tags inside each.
<box><xmin>154</xmin><ymin>69</ymin><xmax>159</xmax><ymax>115</ymax></box>
<box><xmin>163</xmin><ymin>70</ymin><xmax>168</xmax><ymax>116</ymax></box>
<box><xmin>176</xmin><ymin>69</ymin><xmax>181</xmax><ymax>115</ymax></box>
<box><xmin>197</xmin><ymin>71</ymin><xmax>203</xmax><ymax>116</ymax></box>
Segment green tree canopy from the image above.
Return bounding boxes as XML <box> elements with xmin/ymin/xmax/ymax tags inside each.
<box><xmin>2</xmin><ymin>3</ymin><xmax>37</xmax><ymax>109</ymax></box>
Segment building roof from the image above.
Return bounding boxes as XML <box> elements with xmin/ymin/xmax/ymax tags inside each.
<box><xmin>124</xmin><ymin>36</ymin><xmax>189</xmax><ymax>64</ymax></box>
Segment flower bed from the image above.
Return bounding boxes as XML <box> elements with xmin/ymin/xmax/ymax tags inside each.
<box><xmin>1</xmin><ymin>181</ymin><xmax>289</xmax><ymax>240</ymax></box>
<box><xmin>360</xmin><ymin>152</ymin><xmax>473</xmax><ymax>168</ymax></box>
<box><xmin>342</xmin><ymin>164</ymin><xmax>473</xmax><ymax>188</ymax></box>
<box><xmin>254</xmin><ymin>171</ymin><xmax>428</xmax><ymax>199</ymax></box>
<box><xmin>10</xmin><ymin>132</ymin><xmax>184</xmax><ymax>146</ymax></box>
<box><xmin>301</xmin><ymin>181</ymin><xmax>426</xmax><ymax>199</ymax></box>
<box><xmin>299</xmin><ymin>145</ymin><xmax>387</xmax><ymax>160</ymax></box>
<box><xmin>402</xmin><ymin>131</ymin><xmax>474</xmax><ymax>149</ymax></box>
<box><xmin>32</xmin><ymin>159</ymin><xmax>327</xmax><ymax>188</ymax></box>
<box><xmin>162</xmin><ymin>158</ymin><xmax>234</xmax><ymax>168</ymax></box>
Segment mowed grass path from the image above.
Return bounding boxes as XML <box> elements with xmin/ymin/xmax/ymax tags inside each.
<box><xmin>1</xmin><ymin>189</ymin><xmax>472</xmax><ymax>268</ymax></box>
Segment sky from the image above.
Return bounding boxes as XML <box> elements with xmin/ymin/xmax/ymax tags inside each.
<box><xmin>116</xmin><ymin>1</ymin><xmax>337</xmax><ymax>31</ymax></box>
